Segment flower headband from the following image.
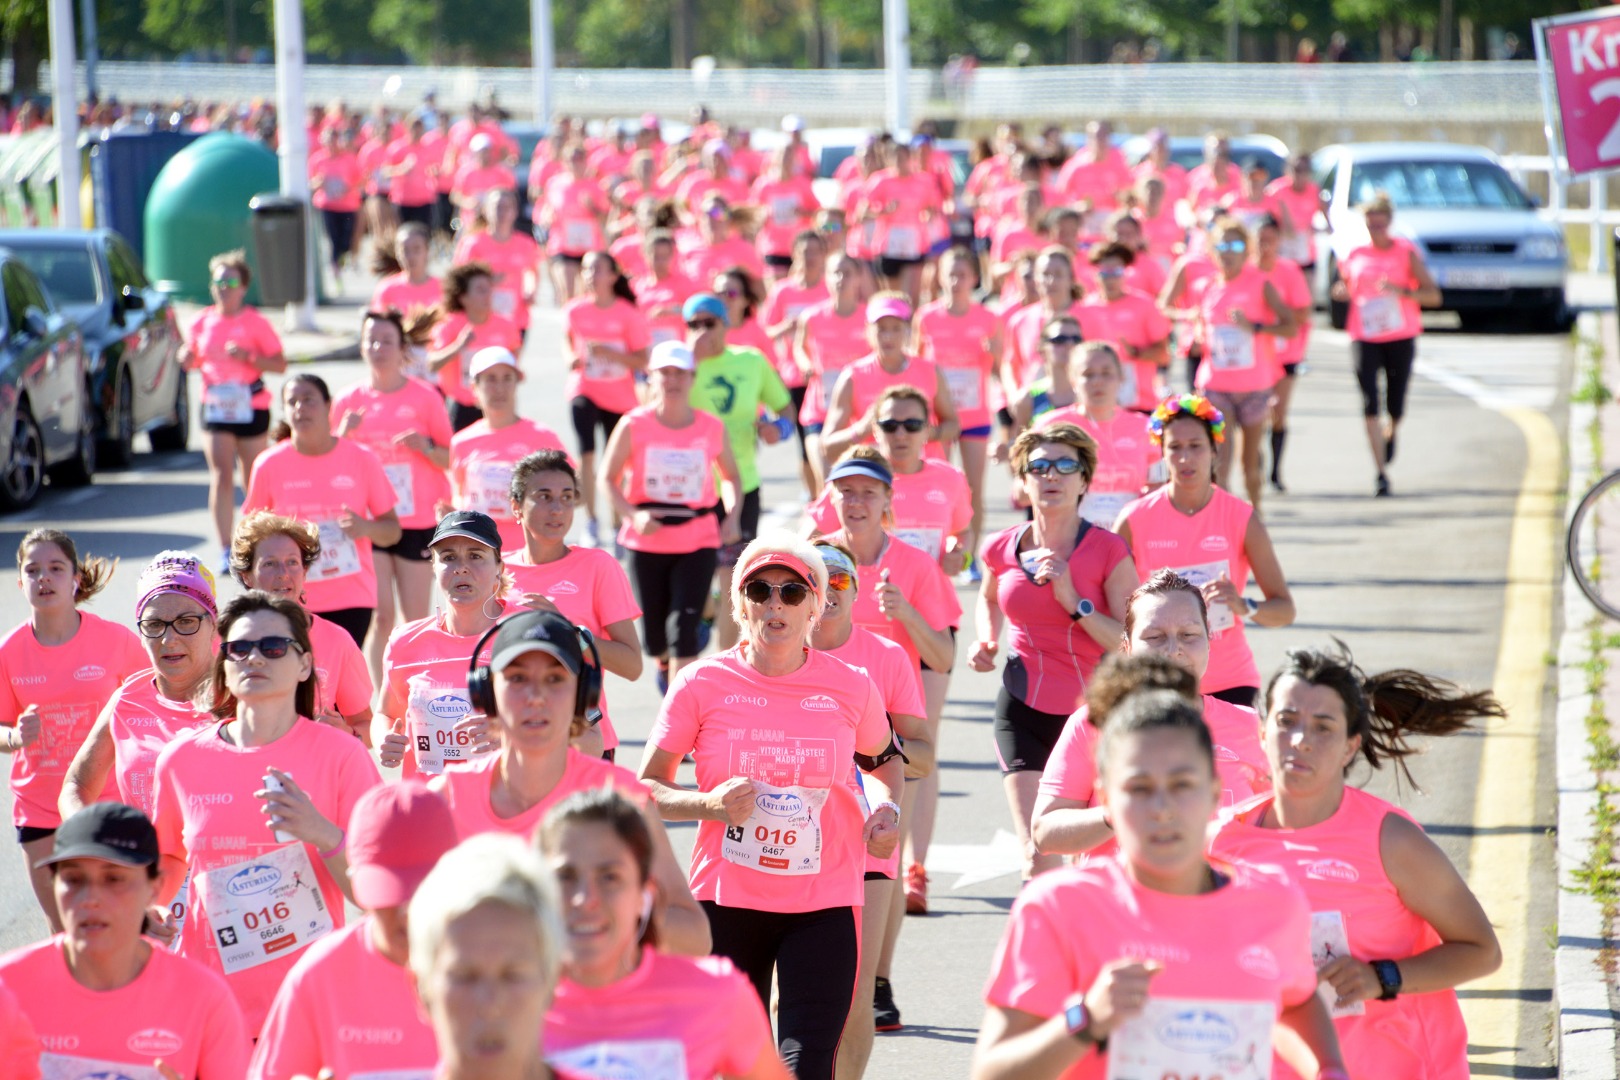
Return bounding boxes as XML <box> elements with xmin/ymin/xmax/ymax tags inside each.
<box><xmin>1148</xmin><ymin>394</ymin><xmax>1226</xmax><ymax>447</ymax></box>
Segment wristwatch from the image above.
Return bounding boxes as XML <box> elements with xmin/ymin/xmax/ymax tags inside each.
<box><xmin>1071</xmin><ymin>598</ymin><xmax>1095</xmax><ymax>621</ymax></box>
<box><xmin>1062</xmin><ymin>992</ymin><xmax>1097</xmax><ymax>1045</ymax></box>
<box><xmin>1370</xmin><ymin>958</ymin><xmax>1402</xmax><ymax>1000</ymax></box>
<box><xmin>1243</xmin><ymin>596</ymin><xmax>1260</xmax><ymax>618</ymax></box>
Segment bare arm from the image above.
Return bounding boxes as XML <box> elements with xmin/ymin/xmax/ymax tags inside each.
<box><xmin>1030</xmin><ymin>791</ymin><xmax>1113</xmax><ymax>856</ymax></box>
<box><xmin>596</xmin><ymin>618</ymin><xmax>644</xmax><ymax>683</ymax></box>
<box><xmin>818</xmin><ymin>373</ymin><xmax>864</xmax><ymax>460</ymax></box>
<box><xmin>641</xmin><ymin>804</ymin><xmax>713</xmax><ymax>956</ymax></box>
<box><xmin>971</xmin><ymin>1005</ymin><xmax>1092</xmax><ymax>1080</ymax></box>
<box><xmin>637</xmin><ymin>744</ymin><xmax>731</xmax><ymax>822</ymax></box>
<box><xmin>1272</xmin><ymin>994</ymin><xmax>1345</xmax><ymax>1079</ymax></box>
<box><xmin>59</xmin><ymin>706</ymin><xmax>116</xmax><ymax>817</ymax></box>
<box><xmin>930</xmin><ymin>366</ymin><xmax>961</xmax><ymax>446</ymax></box>
<box><xmin>1243</xmin><ymin>514</ymin><xmax>1295</xmax><ymax>627</ymax></box>
<box><xmin>1409</xmin><ymin>249</ymin><xmax>1443</xmax><ymax>308</ymax></box>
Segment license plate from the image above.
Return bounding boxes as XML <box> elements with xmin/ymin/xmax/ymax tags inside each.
<box><xmin>1442</xmin><ymin>268</ymin><xmax>1510</xmax><ymax>289</ymax></box>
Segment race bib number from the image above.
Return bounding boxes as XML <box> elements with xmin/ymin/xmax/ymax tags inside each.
<box><xmin>550</xmin><ymin>1039</ymin><xmax>689</xmax><ymax>1080</ymax></box>
<box><xmin>167</xmin><ymin>868</ymin><xmax>191</xmax><ymax>952</ymax></box>
<box><xmin>1080</xmin><ymin>490</ymin><xmax>1133</xmax><ymax>529</ymax></box>
<box><xmin>1280</xmin><ymin>231</ymin><xmax>1311</xmax><ymax>264</ymax></box>
<box><xmin>644</xmin><ymin>446</ymin><xmax>707</xmax><ymax>503</ymax></box>
<box><xmin>943</xmin><ymin>366</ymin><xmax>983</xmax><ymax>411</ymax></box>
<box><xmin>1311</xmin><ymin>910</ymin><xmax>1365</xmax><ymax>1019</ymax></box>
<box><xmin>1168</xmin><ymin>560</ymin><xmax>1234</xmax><ymax>633</ymax></box>
<box><xmin>202</xmin><ymin>381</ymin><xmax>254</xmax><ymax>425</ymax></box>
<box><xmin>818</xmin><ymin>365</ymin><xmax>845</xmax><ymax>408</ymax></box>
<box><xmin>584</xmin><ymin>343</ymin><xmax>628</xmax><ymax>382</ymax></box>
<box><xmin>771</xmin><ymin>195</ymin><xmax>800</xmax><ymax>226</ymax></box>
<box><xmin>312</xmin><ymin>519</ymin><xmax>362</xmax><ymax>581</ymax></box>
<box><xmin>651</xmin><ymin>325</ymin><xmax>679</xmax><ymax>346</ymax></box>
<box><xmin>467</xmin><ymin>459</ymin><xmax>516</xmax><ymax>516</ymax></box>
<box><xmin>1357</xmin><ymin>294</ymin><xmax>1403</xmax><ymax>338</ymax></box>
<box><xmin>885</xmin><ymin>225</ymin><xmax>921</xmax><ymax>260</ymax></box>
<box><xmin>41</xmin><ymin>1055</ymin><xmax>162</xmax><ymax>1080</ymax></box>
<box><xmin>564</xmin><ymin>220</ymin><xmax>594</xmax><ymax>251</ymax></box>
<box><xmin>408</xmin><ymin>680</ymin><xmax>485</xmax><ymax>775</ymax></box>
<box><xmin>491</xmin><ymin>287</ymin><xmax>519</xmax><ymax>318</ymax></box>
<box><xmin>1210</xmin><ymin>324</ymin><xmax>1255</xmax><ymax>372</ymax></box>
<box><xmin>384</xmin><ymin>461</ymin><xmax>416</xmax><ymax>520</ymax></box>
<box><xmin>198</xmin><ymin>842</ymin><xmax>335</xmax><ymax>975</ymax></box>
<box><xmin>723</xmin><ymin>782</ymin><xmax>829</xmax><ymax>875</ymax></box>
<box><xmin>1107</xmin><ymin>997</ymin><xmax>1274</xmax><ymax>1080</ymax></box>
<box><xmin>894</xmin><ymin>526</ymin><xmax>944</xmax><ymax>561</ymax></box>
<box><xmin>321</xmin><ymin>177</ymin><xmax>347</xmax><ymax>200</ymax></box>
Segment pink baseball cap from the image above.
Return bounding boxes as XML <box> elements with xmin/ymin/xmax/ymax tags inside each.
<box><xmin>736</xmin><ymin>548</ymin><xmax>824</xmax><ymax>605</ymax></box>
<box><xmin>865</xmin><ymin>295</ymin><xmax>913</xmax><ymax>324</ymax></box>
<box><xmin>346</xmin><ymin>781</ymin><xmax>458</xmax><ymax>910</ymax></box>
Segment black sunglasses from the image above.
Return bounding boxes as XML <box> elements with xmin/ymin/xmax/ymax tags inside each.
<box><xmin>742</xmin><ymin>580</ymin><xmax>813</xmax><ymax>606</ymax></box>
<box><xmin>876</xmin><ymin>418</ymin><xmax>928</xmax><ymax>434</ymax></box>
<box><xmin>1024</xmin><ymin>458</ymin><xmax>1084</xmax><ymax>478</ymax></box>
<box><xmin>137</xmin><ymin>614</ymin><xmax>208</xmax><ymax>639</ymax></box>
<box><xmin>223</xmin><ymin>636</ymin><xmax>300</xmax><ymax>661</ymax></box>
<box><xmin>686</xmin><ymin>318</ymin><xmax>720</xmax><ymax>330</ymax></box>
<box><xmin>1045</xmin><ymin>334</ymin><xmax>1083</xmax><ymax>346</ymax></box>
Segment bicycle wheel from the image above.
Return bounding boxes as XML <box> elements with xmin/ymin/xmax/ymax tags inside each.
<box><xmin>1566</xmin><ymin>468</ymin><xmax>1620</xmax><ymax>621</ymax></box>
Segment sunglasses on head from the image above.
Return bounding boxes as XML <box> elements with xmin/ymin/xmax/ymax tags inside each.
<box><xmin>876</xmin><ymin>418</ymin><xmax>928</xmax><ymax>434</ymax></box>
<box><xmin>223</xmin><ymin>635</ymin><xmax>300</xmax><ymax>661</ymax></box>
<box><xmin>1213</xmin><ymin>240</ymin><xmax>1247</xmax><ymax>254</ymax></box>
<box><xmin>1024</xmin><ymin>458</ymin><xmax>1083</xmax><ymax>478</ymax></box>
<box><xmin>686</xmin><ymin>317</ymin><xmax>720</xmax><ymax>330</ymax></box>
<box><xmin>742</xmin><ymin>579</ymin><xmax>814</xmax><ymax>606</ymax></box>
<box><xmin>1045</xmin><ymin>333</ymin><xmax>1083</xmax><ymax>346</ymax></box>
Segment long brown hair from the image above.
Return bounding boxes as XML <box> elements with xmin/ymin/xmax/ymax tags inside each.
<box><xmin>209</xmin><ymin>591</ymin><xmax>317</xmax><ymax>721</ymax></box>
<box><xmin>538</xmin><ymin>788</ymin><xmax>660</xmax><ymax>949</ymax></box>
<box><xmin>16</xmin><ymin>528</ymin><xmax>114</xmax><ymax>604</ymax></box>
<box><xmin>1086</xmin><ymin>653</ymin><xmax>1200</xmax><ymax>729</ymax></box>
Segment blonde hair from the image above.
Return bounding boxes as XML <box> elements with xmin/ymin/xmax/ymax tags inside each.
<box><xmin>1009</xmin><ymin>422</ymin><xmax>1099</xmax><ymax>485</ymax></box>
<box><xmin>730</xmin><ymin>531</ymin><xmax>829</xmax><ymax>634</ymax></box>
<box><xmin>1075</xmin><ymin>341</ymin><xmax>1123</xmax><ymax>378</ymax></box>
<box><xmin>230</xmin><ymin>513</ymin><xmax>320</xmax><ymax>581</ymax></box>
<box><xmin>1359</xmin><ymin>190</ymin><xmax>1395</xmax><ymax>217</ymax></box>
<box><xmin>408</xmin><ymin>833</ymin><xmax>564</xmax><ymax>989</ymax></box>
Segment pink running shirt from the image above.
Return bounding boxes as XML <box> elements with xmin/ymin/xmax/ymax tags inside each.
<box><xmin>455</xmin><ymin>232</ymin><xmax>542</xmax><ymax>330</ymax></box>
<box><xmin>330</xmin><ymin>377</ymin><xmax>454</xmax><ymax>530</ymax></box>
<box><xmin>382</xmin><ymin>609</ymin><xmax>503</xmax><ymax>781</ymax></box>
<box><xmin>1076</xmin><ymin>291</ymin><xmax>1172</xmax><ymax>413</ymax></box>
<box><xmin>449</xmin><ymin>418</ymin><xmax>569</xmax><ymax>552</ymax></box>
<box><xmin>809</xmin><ymin>459</ymin><xmax>972</xmax><ymax>566</ymax></box>
<box><xmin>186</xmin><ymin>307</ymin><xmax>283</xmax><ymax>411</ymax></box>
<box><xmin>1195</xmin><ymin>265</ymin><xmax>1282</xmax><ymax>394</ymax></box>
<box><xmin>760</xmin><ymin>280</ymin><xmax>830</xmax><ymax>390</ymax></box>
<box><xmin>103</xmin><ymin>670</ymin><xmax>212</xmax><ymax>818</ymax></box>
<box><xmin>370</xmin><ymin>272</ymin><xmax>442</xmax><ymax>317</ymax></box>
<box><xmin>309</xmin><ymin>612</ymin><xmax>373</xmax><ymax>723</ymax></box>
<box><xmin>430</xmin><ymin>748</ymin><xmax>647</xmax><ymax>841</ymax></box>
<box><xmin>1341</xmin><ymin>239</ymin><xmax>1423</xmax><ymax>343</ymax></box>
<box><xmin>614</xmin><ymin>406</ymin><xmax>726</xmax><ymax>555</ymax></box>
<box><xmin>843</xmin><ymin>534</ymin><xmax>961</xmax><ymax>670</ymax></box>
<box><xmin>428</xmin><ymin>311</ymin><xmax>523</xmax><ymax>408</ymax></box>
<box><xmin>1036</xmin><ymin>407</ymin><xmax>1160</xmax><ymax>528</ymax></box>
<box><xmin>916</xmin><ymin>300</ymin><xmax>1003</xmax><ymax>432</ymax></box>
<box><xmin>1262</xmin><ymin>257</ymin><xmax>1314</xmax><ymax>368</ymax></box>
<box><xmin>799</xmin><ymin>301</ymin><xmax>870</xmax><ymax>425</ymax></box>
<box><xmin>634</xmin><ymin>270</ymin><xmax>701</xmax><ymax>349</ymax></box>
<box><xmin>563</xmin><ymin>297</ymin><xmax>652</xmax><ymax>415</ymax></box>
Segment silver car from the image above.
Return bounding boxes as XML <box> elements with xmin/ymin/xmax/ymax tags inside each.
<box><xmin>1313</xmin><ymin>142</ymin><xmax>1568</xmax><ymax>331</ymax></box>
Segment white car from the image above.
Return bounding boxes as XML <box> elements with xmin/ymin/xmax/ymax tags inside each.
<box><xmin>1312</xmin><ymin>142</ymin><xmax>1569</xmax><ymax>331</ymax></box>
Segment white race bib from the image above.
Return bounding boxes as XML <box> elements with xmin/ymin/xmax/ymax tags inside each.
<box><xmin>885</xmin><ymin>225</ymin><xmax>920</xmax><ymax>260</ymax></box>
<box><xmin>312</xmin><ymin>519</ymin><xmax>362</xmax><ymax>581</ymax></box>
<box><xmin>722</xmin><ymin>782</ymin><xmax>829</xmax><ymax>876</ymax></box>
<box><xmin>1210</xmin><ymin>324</ymin><xmax>1255</xmax><ymax>371</ymax></box>
<box><xmin>644</xmin><ymin>446</ymin><xmax>707</xmax><ymax>504</ymax></box>
<box><xmin>1168</xmin><ymin>560</ymin><xmax>1235</xmax><ymax>633</ymax></box>
<box><xmin>167</xmin><ymin>868</ymin><xmax>191</xmax><ymax>952</ymax></box>
<box><xmin>1311</xmin><ymin>910</ymin><xmax>1365</xmax><ymax>1019</ymax></box>
<box><xmin>1106</xmin><ymin>997</ymin><xmax>1274</xmax><ymax>1080</ymax></box>
<box><xmin>408</xmin><ymin>680</ymin><xmax>484</xmax><ymax>775</ymax></box>
<box><xmin>491</xmin><ymin>287</ymin><xmax>519</xmax><ymax>318</ymax></box>
<box><xmin>198</xmin><ymin>842</ymin><xmax>335</xmax><ymax>975</ymax></box>
<box><xmin>202</xmin><ymin>381</ymin><xmax>254</xmax><ymax>425</ymax></box>
<box><xmin>550</xmin><ymin>1039</ymin><xmax>689</xmax><ymax>1080</ymax></box>
<box><xmin>321</xmin><ymin>177</ymin><xmax>347</xmax><ymax>200</ymax></box>
<box><xmin>943</xmin><ymin>366</ymin><xmax>983</xmax><ymax>411</ymax></box>
<box><xmin>41</xmin><ymin>1055</ymin><xmax>162</xmax><ymax>1080</ymax></box>
<box><xmin>467</xmin><ymin>459</ymin><xmax>516</xmax><ymax>516</ymax></box>
<box><xmin>1356</xmin><ymin>294</ymin><xmax>1403</xmax><ymax>338</ymax></box>
<box><xmin>771</xmin><ymin>195</ymin><xmax>800</xmax><ymax>226</ymax></box>
<box><xmin>818</xmin><ymin>365</ymin><xmax>844</xmax><ymax>407</ymax></box>
<box><xmin>1080</xmin><ymin>490</ymin><xmax>1132</xmax><ymax>529</ymax></box>
<box><xmin>894</xmin><ymin>526</ymin><xmax>944</xmax><ymax>561</ymax></box>
<box><xmin>1117</xmin><ymin>360</ymin><xmax>1140</xmax><ymax>408</ymax></box>
<box><xmin>650</xmin><ymin>325</ymin><xmax>679</xmax><ymax>346</ymax></box>
<box><xmin>384</xmin><ymin>461</ymin><xmax>416</xmax><ymax>520</ymax></box>
<box><xmin>584</xmin><ymin>344</ymin><xmax>628</xmax><ymax>382</ymax></box>
<box><xmin>1280</xmin><ymin>231</ymin><xmax>1311</xmax><ymax>264</ymax></box>
<box><xmin>564</xmin><ymin>220</ymin><xmax>594</xmax><ymax>251</ymax></box>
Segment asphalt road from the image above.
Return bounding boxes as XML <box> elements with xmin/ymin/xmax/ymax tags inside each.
<box><xmin>0</xmin><ymin>302</ymin><xmax>1567</xmax><ymax>1078</ymax></box>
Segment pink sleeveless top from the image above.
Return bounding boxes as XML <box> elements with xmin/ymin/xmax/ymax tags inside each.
<box><xmin>1342</xmin><ymin>238</ymin><xmax>1423</xmax><ymax>344</ymax></box>
<box><xmin>1117</xmin><ymin>485</ymin><xmax>1258</xmax><ymax>692</ymax></box>
<box><xmin>799</xmin><ymin>301</ymin><xmax>870</xmax><ymax>425</ymax></box>
<box><xmin>1211</xmin><ymin>785</ymin><xmax>1467</xmax><ymax>1080</ymax></box>
<box><xmin>841</xmin><ymin>353</ymin><xmax>946</xmax><ymax>458</ymax></box>
<box><xmin>615</xmin><ymin>406</ymin><xmax>724</xmax><ymax>555</ymax></box>
<box><xmin>1195</xmin><ymin>264</ymin><xmax>1281</xmax><ymax>394</ymax></box>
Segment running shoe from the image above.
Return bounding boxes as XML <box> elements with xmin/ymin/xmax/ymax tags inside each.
<box><xmin>217</xmin><ymin>546</ymin><xmax>233</xmax><ymax>578</ymax></box>
<box><xmin>904</xmin><ymin>862</ymin><xmax>929</xmax><ymax>915</ymax></box>
<box><xmin>655</xmin><ymin>661</ymin><xmax>670</xmax><ymax>696</ymax></box>
<box><xmin>582</xmin><ymin>519</ymin><xmax>601</xmax><ymax>548</ymax></box>
<box><xmin>695</xmin><ymin>617</ymin><xmax>713</xmax><ymax>655</ymax></box>
<box><xmin>1375</xmin><ymin>474</ymin><xmax>1392</xmax><ymax>498</ymax></box>
<box><xmin>873</xmin><ymin>976</ymin><xmax>903</xmax><ymax>1032</ymax></box>
<box><xmin>1384</xmin><ymin>431</ymin><xmax>1397</xmax><ymax>464</ymax></box>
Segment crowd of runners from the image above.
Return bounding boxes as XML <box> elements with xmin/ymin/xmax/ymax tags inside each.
<box><xmin>0</xmin><ymin>98</ymin><xmax>1505</xmax><ymax>1080</ymax></box>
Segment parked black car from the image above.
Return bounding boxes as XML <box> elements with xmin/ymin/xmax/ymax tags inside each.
<box><xmin>0</xmin><ymin>228</ymin><xmax>188</xmax><ymax>467</ymax></box>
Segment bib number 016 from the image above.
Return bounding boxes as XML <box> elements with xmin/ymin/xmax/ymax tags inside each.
<box><xmin>242</xmin><ymin>902</ymin><xmax>292</xmax><ymax>930</ymax></box>
<box><xmin>755</xmin><ymin>826</ymin><xmax>798</xmax><ymax>846</ymax></box>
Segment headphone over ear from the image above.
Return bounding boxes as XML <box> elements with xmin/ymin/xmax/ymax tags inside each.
<box><xmin>467</xmin><ymin>615</ymin><xmax>604</xmax><ymax>727</ymax></box>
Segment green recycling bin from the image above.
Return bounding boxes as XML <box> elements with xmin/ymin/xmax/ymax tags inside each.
<box><xmin>144</xmin><ymin>133</ymin><xmax>279</xmax><ymax>304</ymax></box>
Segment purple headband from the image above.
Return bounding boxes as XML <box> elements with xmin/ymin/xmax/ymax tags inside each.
<box><xmin>135</xmin><ymin>552</ymin><xmax>218</xmax><ymax>621</ymax></box>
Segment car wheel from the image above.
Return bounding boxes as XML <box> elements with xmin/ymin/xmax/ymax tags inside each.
<box><xmin>0</xmin><ymin>406</ymin><xmax>45</xmax><ymax>512</ymax></box>
<box><xmin>149</xmin><ymin>372</ymin><xmax>190</xmax><ymax>453</ymax></box>
<box><xmin>99</xmin><ymin>369</ymin><xmax>136</xmax><ymax>469</ymax></box>
<box><xmin>49</xmin><ymin>394</ymin><xmax>96</xmax><ymax>488</ymax></box>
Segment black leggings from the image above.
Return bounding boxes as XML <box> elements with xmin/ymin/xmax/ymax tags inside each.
<box><xmin>1354</xmin><ymin>337</ymin><xmax>1417</xmax><ymax>421</ymax></box>
<box><xmin>571</xmin><ymin>396</ymin><xmax>624</xmax><ymax>455</ymax></box>
<box><xmin>320</xmin><ymin>209</ymin><xmax>357</xmax><ymax>268</ymax></box>
<box><xmin>702</xmin><ymin>901</ymin><xmax>859</xmax><ymax>1080</ymax></box>
<box><xmin>992</xmin><ymin>684</ymin><xmax>1069</xmax><ymax>774</ymax></box>
<box><xmin>629</xmin><ymin>546</ymin><xmax>718</xmax><ymax>657</ymax></box>
<box><xmin>318</xmin><ymin>606</ymin><xmax>373</xmax><ymax>647</ymax></box>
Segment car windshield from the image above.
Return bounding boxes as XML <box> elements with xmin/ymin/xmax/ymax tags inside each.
<box><xmin>10</xmin><ymin>245</ymin><xmax>99</xmax><ymax>306</ymax></box>
<box><xmin>1347</xmin><ymin>160</ymin><xmax>1531</xmax><ymax>211</ymax></box>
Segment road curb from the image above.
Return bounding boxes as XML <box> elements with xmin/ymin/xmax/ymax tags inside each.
<box><xmin>1555</xmin><ymin>310</ymin><xmax>1619</xmax><ymax>1078</ymax></box>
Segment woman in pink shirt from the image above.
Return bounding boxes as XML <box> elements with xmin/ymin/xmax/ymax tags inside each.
<box><xmin>822</xmin><ymin>293</ymin><xmax>960</xmax><ymax>464</ymax></box>
<box><xmin>0</xmin><ymin>803</ymin><xmax>249</xmax><ymax>1078</ymax></box>
<box><xmin>180</xmin><ymin>250</ymin><xmax>288</xmax><ymax>571</ymax></box>
<box><xmin>634</xmin><ymin>228</ymin><xmax>700</xmax><ymax>349</ymax></box>
<box><xmin>1031</xmin><ymin>570</ymin><xmax>1270</xmax><ymax>860</ymax></box>
<box><xmin>1193</xmin><ymin>218</ymin><xmax>1297</xmax><ymax>510</ymax></box>
<box><xmin>59</xmin><ymin>553</ymin><xmax>219</xmax><ymax>824</ymax></box>
<box><xmin>542</xmin><ymin>142</ymin><xmax>610</xmax><ymax>301</ymax></box>
<box><xmin>603</xmin><ymin>343</ymin><xmax>741</xmax><ymax>694</ymax></box>
<box><xmin>250</xmin><ymin>781</ymin><xmax>458</xmax><ymax>1080</ymax></box>
<box><xmin>369</xmin><ymin>221</ymin><xmax>442</xmax><ymax>334</ymax></box>
<box><xmin>973</xmin><ymin>691</ymin><xmax>1348</xmax><ymax>1080</ymax></box>
<box><xmin>383</xmin><ymin>114</ymin><xmax>440</xmax><ymax>229</ymax></box>
<box><xmin>1251</xmin><ymin>215</ymin><xmax>1315</xmax><ymax>494</ymax></box>
<box><xmin>563</xmin><ymin>251</ymin><xmax>653</xmax><ymax>544</ymax></box>
<box><xmin>713</xmin><ymin>266</ymin><xmax>775</xmax><ymax>363</ymax></box>
<box><xmin>1266</xmin><ymin>152</ymin><xmax>1323</xmax><ymax>269</ymax></box>
<box><xmin>427</xmin><ymin>262</ymin><xmax>523</xmax><ymax>432</ymax></box>
<box><xmin>1</xmin><ymin>529</ymin><xmax>146</xmax><ymax>933</ymax></box>
<box><xmin>1115</xmin><ymin>395</ymin><xmax>1295</xmax><ymax>708</ymax></box>
<box><xmin>639</xmin><ymin>537</ymin><xmax>902</xmax><ymax>1080</ymax></box>
<box><xmin>450</xmin><ymin>347</ymin><xmax>568</xmax><ymax>551</ymax></box>
<box><xmin>1157</xmin><ymin>242</ymin><xmax>1219</xmax><ymax>397</ymax></box>
<box><xmin>684</xmin><ymin>196</ymin><xmax>766</xmax><ymax>287</ymax></box>
<box><xmin>793</xmin><ymin>252</ymin><xmax>870</xmax><ymax>487</ymax></box>
<box><xmin>242</xmin><ymin>374</ymin><xmax>403</xmax><ymax>647</ymax></box>
<box><xmin>151</xmin><ymin>592</ymin><xmax>382</xmax><ymax>1033</ymax></box>
<box><xmin>540</xmin><ymin>789</ymin><xmax>791</xmax><ymax>1080</ymax></box>
<box><xmin>1036</xmin><ymin>343</ymin><xmax>1163</xmax><ymax>527</ymax></box>
<box><xmin>1329</xmin><ymin>194</ymin><xmax>1441</xmax><ymax>497</ymax></box>
<box><xmin>309</xmin><ymin>127</ymin><xmax>364</xmax><ymax>277</ymax></box>
<box><xmin>968</xmin><ymin>425</ymin><xmax>1136</xmax><ymax>879</ymax></box>
<box><xmin>1210</xmin><ymin>646</ymin><xmax>1503</xmax><ymax>1079</ymax></box>
<box><xmin>1004</xmin><ymin>247</ymin><xmax>1086</xmax><ymax>396</ymax></box>
<box><xmin>760</xmin><ymin>231</ymin><xmax>830</xmax><ymax>497</ymax></box>
<box><xmin>1079</xmin><ymin>242</ymin><xmax>1173</xmax><ymax>415</ymax></box>
<box><xmin>864</xmin><ymin>141</ymin><xmax>940</xmax><ymax>304</ymax></box>
<box><xmin>455</xmin><ymin>188</ymin><xmax>542</xmax><ymax>335</ymax></box>
<box><xmin>333</xmin><ymin>310</ymin><xmax>454</xmax><ymax>686</ymax></box>
<box><xmin>751</xmin><ymin>148</ymin><xmax>821</xmax><ymax>279</ymax></box>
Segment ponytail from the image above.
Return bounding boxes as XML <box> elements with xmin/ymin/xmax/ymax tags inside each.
<box><xmin>1263</xmin><ymin>641</ymin><xmax>1505</xmax><ymax>786</ymax></box>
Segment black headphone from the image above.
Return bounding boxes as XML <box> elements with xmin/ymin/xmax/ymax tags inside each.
<box><xmin>466</xmin><ymin>614</ymin><xmax>603</xmax><ymax>727</ymax></box>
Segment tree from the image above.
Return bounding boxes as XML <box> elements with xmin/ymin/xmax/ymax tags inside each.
<box><xmin>2</xmin><ymin>0</ymin><xmax>47</xmax><ymax>96</ymax></box>
<box><xmin>370</xmin><ymin>0</ymin><xmax>533</xmax><ymax>65</ymax></box>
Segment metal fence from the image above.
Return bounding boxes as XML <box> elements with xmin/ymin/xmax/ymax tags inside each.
<box><xmin>5</xmin><ymin>59</ymin><xmax>1547</xmax><ymax>127</ymax></box>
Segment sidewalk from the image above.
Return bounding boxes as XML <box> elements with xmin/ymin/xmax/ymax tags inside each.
<box><xmin>1557</xmin><ymin>310</ymin><xmax>1620</xmax><ymax>1076</ymax></box>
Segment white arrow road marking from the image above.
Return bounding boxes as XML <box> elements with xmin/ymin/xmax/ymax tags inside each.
<box><xmin>925</xmin><ymin>828</ymin><xmax>1025</xmax><ymax>889</ymax></box>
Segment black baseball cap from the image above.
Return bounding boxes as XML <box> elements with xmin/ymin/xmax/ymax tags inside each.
<box><xmin>487</xmin><ymin>610</ymin><xmax>585</xmax><ymax>676</ymax></box>
<box><xmin>430</xmin><ymin>510</ymin><xmax>503</xmax><ymax>552</ymax></box>
<box><xmin>36</xmin><ymin>803</ymin><xmax>160</xmax><ymax>869</ymax></box>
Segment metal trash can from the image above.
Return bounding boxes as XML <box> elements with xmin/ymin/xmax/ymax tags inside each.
<box><xmin>248</xmin><ymin>193</ymin><xmax>307</xmax><ymax>306</ymax></box>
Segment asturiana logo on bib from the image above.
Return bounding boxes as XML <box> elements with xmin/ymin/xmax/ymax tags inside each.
<box><xmin>1156</xmin><ymin>1007</ymin><xmax>1240</xmax><ymax>1054</ymax></box>
<box><xmin>550</xmin><ymin>580</ymin><xmax>580</xmax><ymax>595</ymax></box>
<box><xmin>74</xmin><ymin>664</ymin><xmax>107</xmax><ymax>681</ymax></box>
<box><xmin>1306</xmin><ymin>858</ymin><xmax>1360</xmax><ymax>883</ymax></box>
<box><xmin>801</xmin><ymin>694</ymin><xmax>838</xmax><ymax>712</ymax></box>
<box><xmin>428</xmin><ymin>694</ymin><xmax>469</xmax><ymax>720</ymax></box>
<box><xmin>226</xmin><ymin>863</ymin><xmax>283</xmax><ymax>897</ymax></box>
<box><xmin>1198</xmin><ymin>535</ymin><xmax>1229</xmax><ymax>553</ymax></box>
<box><xmin>1236</xmin><ymin>943</ymin><xmax>1280</xmax><ymax>980</ymax></box>
<box><xmin>332</xmin><ymin>475</ymin><xmax>357</xmax><ymax>490</ymax></box>
<box><xmin>757</xmin><ymin>792</ymin><xmax>803</xmax><ymax>817</ymax></box>
<box><xmin>127</xmin><ymin>1027</ymin><xmax>184</xmax><ymax>1056</ymax></box>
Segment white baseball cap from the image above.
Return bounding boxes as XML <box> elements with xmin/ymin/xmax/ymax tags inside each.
<box><xmin>468</xmin><ymin>346</ymin><xmax>520</xmax><ymax>380</ymax></box>
<box><xmin>469</xmin><ymin>132</ymin><xmax>493</xmax><ymax>152</ymax></box>
<box><xmin>648</xmin><ymin>341</ymin><xmax>695</xmax><ymax>372</ymax></box>
<box><xmin>781</xmin><ymin>114</ymin><xmax>806</xmax><ymax>133</ymax></box>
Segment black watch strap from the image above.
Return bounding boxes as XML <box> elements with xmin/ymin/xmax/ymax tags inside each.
<box><xmin>1371</xmin><ymin>958</ymin><xmax>1402</xmax><ymax>1000</ymax></box>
